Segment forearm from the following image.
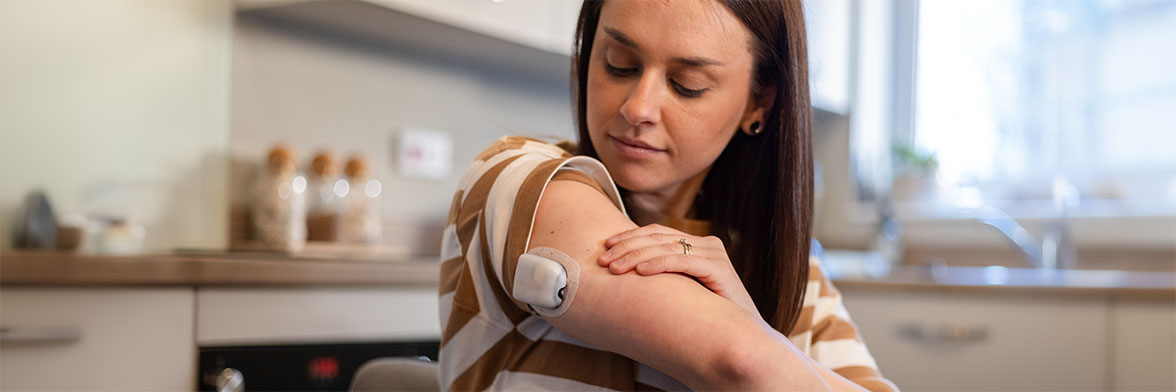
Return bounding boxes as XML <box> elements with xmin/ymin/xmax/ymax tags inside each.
<box><xmin>722</xmin><ymin>317</ymin><xmax>833</xmax><ymax>390</ymax></box>
<box><xmin>758</xmin><ymin>325</ymin><xmax>869</xmax><ymax>392</ymax></box>
<box><xmin>547</xmin><ymin>266</ymin><xmax>832</xmax><ymax>390</ymax></box>
<box><xmin>810</xmin><ymin>359</ymin><xmax>870</xmax><ymax>392</ymax></box>
<box><xmin>531</xmin><ymin>180</ymin><xmax>833</xmax><ymax>389</ymax></box>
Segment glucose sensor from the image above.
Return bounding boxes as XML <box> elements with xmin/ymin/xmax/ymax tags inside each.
<box><xmin>511</xmin><ymin>247</ymin><xmax>580</xmax><ymax>317</ymax></box>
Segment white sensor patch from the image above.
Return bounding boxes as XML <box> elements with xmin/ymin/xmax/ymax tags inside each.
<box><xmin>512</xmin><ymin>247</ymin><xmax>581</xmax><ymax>317</ymax></box>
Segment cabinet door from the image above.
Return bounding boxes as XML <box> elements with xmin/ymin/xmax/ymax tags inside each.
<box><xmin>840</xmin><ymin>288</ymin><xmax>1108</xmax><ymax>391</ymax></box>
<box><xmin>1110</xmin><ymin>299</ymin><xmax>1176</xmax><ymax>392</ymax></box>
<box><xmin>196</xmin><ymin>287</ymin><xmax>439</xmax><ymax>346</ymax></box>
<box><xmin>548</xmin><ymin>0</ymin><xmax>583</xmax><ymax>55</ymax></box>
<box><xmin>373</xmin><ymin>0</ymin><xmax>554</xmax><ymax>52</ymax></box>
<box><xmin>0</xmin><ymin>288</ymin><xmax>196</xmax><ymax>391</ymax></box>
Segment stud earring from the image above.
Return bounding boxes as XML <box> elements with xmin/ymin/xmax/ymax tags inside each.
<box><xmin>749</xmin><ymin>121</ymin><xmax>762</xmax><ymax>135</ymax></box>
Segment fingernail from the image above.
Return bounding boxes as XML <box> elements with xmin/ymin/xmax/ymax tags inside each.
<box><xmin>601</xmin><ymin>249</ymin><xmax>612</xmax><ymax>259</ymax></box>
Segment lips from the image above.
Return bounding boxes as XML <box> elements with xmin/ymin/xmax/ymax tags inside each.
<box><xmin>609</xmin><ymin>135</ymin><xmax>664</xmax><ymax>158</ymax></box>
<box><xmin>613</xmin><ymin>136</ymin><xmax>660</xmax><ymax>150</ymax></box>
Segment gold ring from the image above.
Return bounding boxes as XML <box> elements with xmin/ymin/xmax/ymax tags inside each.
<box><xmin>679</xmin><ymin>238</ymin><xmax>693</xmax><ymax>255</ymax></box>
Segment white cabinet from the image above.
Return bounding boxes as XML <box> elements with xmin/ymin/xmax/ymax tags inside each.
<box><xmin>238</xmin><ymin>0</ymin><xmax>583</xmax><ymax>55</ymax></box>
<box><xmin>0</xmin><ymin>288</ymin><xmax>196</xmax><ymax>391</ymax></box>
<box><xmin>379</xmin><ymin>0</ymin><xmax>583</xmax><ymax>55</ymax></box>
<box><xmin>370</xmin><ymin>0</ymin><xmax>579</xmax><ymax>54</ymax></box>
<box><xmin>841</xmin><ymin>289</ymin><xmax>1109</xmax><ymax>391</ymax></box>
<box><xmin>196</xmin><ymin>287</ymin><xmax>440</xmax><ymax>346</ymax></box>
<box><xmin>0</xmin><ymin>285</ymin><xmax>441</xmax><ymax>390</ymax></box>
<box><xmin>1109</xmin><ymin>299</ymin><xmax>1176</xmax><ymax>392</ymax></box>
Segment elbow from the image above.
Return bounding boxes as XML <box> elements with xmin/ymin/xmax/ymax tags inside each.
<box><xmin>706</xmin><ymin>336</ymin><xmax>829</xmax><ymax>391</ymax></box>
<box><xmin>712</xmin><ymin>339</ymin><xmax>773</xmax><ymax>388</ymax></box>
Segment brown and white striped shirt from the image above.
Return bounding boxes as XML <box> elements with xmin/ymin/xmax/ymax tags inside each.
<box><xmin>438</xmin><ymin>136</ymin><xmax>897</xmax><ymax>391</ymax></box>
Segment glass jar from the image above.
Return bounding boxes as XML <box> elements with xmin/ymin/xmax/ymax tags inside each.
<box><xmin>339</xmin><ymin>156</ymin><xmax>381</xmax><ymax>245</ymax></box>
<box><xmin>305</xmin><ymin>151</ymin><xmax>344</xmax><ymax>242</ymax></box>
<box><xmin>252</xmin><ymin>145</ymin><xmax>306</xmax><ymax>251</ymax></box>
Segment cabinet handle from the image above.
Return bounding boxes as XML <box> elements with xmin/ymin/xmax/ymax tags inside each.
<box><xmin>207</xmin><ymin>368</ymin><xmax>243</xmax><ymax>392</ymax></box>
<box><xmin>897</xmin><ymin>323</ymin><xmax>988</xmax><ymax>343</ymax></box>
<box><xmin>0</xmin><ymin>326</ymin><xmax>82</xmax><ymax>343</ymax></box>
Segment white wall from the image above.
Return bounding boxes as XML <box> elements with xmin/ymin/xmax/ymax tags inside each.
<box><xmin>0</xmin><ymin>0</ymin><xmax>233</xmax><ymax>251</ymax></box>
<box><xmin>229</xmin><ymin>15</ymin><xmax>576</xmax><ymax>232</ymax></box>
<box><xmin>1</xmin><ymin>0</ymin><xmax>575</xmax><ymax>253</ymax></box>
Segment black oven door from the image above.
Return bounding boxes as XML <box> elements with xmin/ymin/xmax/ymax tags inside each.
<box><xmin>198</xmin><ymin>340</ymin><xmax>439</xmax><ymax>391</ymax></box>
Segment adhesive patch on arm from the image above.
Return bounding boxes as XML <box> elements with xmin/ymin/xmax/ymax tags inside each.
<box><xmin>512</xmin><ymin>247</ymin><xmax>581</xmax><ymax>318</ymax></box>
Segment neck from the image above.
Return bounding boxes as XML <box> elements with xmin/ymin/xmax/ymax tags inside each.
<box><xmin>626</xmin><ymin>167</ymin><xmax>710</xmax><ymax>226</ymax></box>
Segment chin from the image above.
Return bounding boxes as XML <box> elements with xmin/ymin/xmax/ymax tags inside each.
<box><xmin>607</xmin><ymin>165</ymin><xmax>664</xmax><ymax>193</ymax></box>
<box><xmin>593</xmin><ymin>139</ymin><xmax>670</xmax><ymax>192</ymax></box>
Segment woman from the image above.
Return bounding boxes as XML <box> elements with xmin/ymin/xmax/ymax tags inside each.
<box><xmin>438</xmin><ymin>1</ymin><xmax>896</xmax><ymax>390</ymax></box>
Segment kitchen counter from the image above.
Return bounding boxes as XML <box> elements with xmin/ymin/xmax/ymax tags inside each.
<box><xmin>830</xmin><ymin>264</ymin><xmax>1176</xmax><ymax>298</ymax></box>
<box><xmin>4</xmin><ymin>251</ymin><xmax>1174</xmax><ymax>297</ymax></box>
<box><xmin>0</xmin><ymin>251</ymin><xmax>440</xmax><ymax>287</ymax></box>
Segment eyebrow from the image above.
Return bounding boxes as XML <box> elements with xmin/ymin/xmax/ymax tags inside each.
<box><xmin>603</xmin><ymin>27</ymin><xmax>725</xmax><ymax>68</ymax></box>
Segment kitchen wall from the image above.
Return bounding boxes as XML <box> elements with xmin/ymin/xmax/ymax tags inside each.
<box><xmin>229</xmin><ymin>13</ymin><xmax>576</xmax><ymax>250</ymax></box>
<box><xmin>0</xmin><ymin>0</ymin><xmax>233</xmax><ymax>251</ymax></box>
<box><xmin>1</xmin><ymin>1</ymin><xmax>577</xmax><ymax>253</ymax></box>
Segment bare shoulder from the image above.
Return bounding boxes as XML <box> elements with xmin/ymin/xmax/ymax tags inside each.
<box><xmin>529</xmin><ymin>178</ymin><xmax>635</xmax><ymax>262</ymax></box>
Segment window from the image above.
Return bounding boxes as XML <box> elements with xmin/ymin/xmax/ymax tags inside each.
<box><xmin>910</xmin><ymin>0</ymin><xmax>1176</xmax><ymax>217</ymax></box>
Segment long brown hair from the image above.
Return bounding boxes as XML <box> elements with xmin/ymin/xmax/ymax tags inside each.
<box><xmin>570</xmin><ymin>0</ymin><xmax>813</xmax><ymax>334</ymax></box>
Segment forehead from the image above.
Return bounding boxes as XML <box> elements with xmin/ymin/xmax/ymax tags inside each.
<box><xmin>597</xmin><ymin>0</ymin><xmax>754</xmax><ymax>61</ymax></box>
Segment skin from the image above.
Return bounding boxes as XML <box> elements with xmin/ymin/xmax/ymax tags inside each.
<box><xmin>527</xmin><ymin>1</ymin><xmax>871</xmax><ymax>390</ymax></box>
<box><xmin>584</xmin><ymin>0</ymin><xmax>769</xmax><ymax>223</ymax></box>
<box><xmin>588</xmin><ymin>0</ymin><xmax>769</xmax><ymax>318</ymax></box>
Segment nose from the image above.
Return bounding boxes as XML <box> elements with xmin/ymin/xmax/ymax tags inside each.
<box><xmin>619</xmin><ymin>71</ymin><xmax>662</xmax><ymax>128</ymax></box>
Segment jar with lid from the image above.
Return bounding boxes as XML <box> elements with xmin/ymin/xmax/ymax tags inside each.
<box><xmin>305</xmin><ymin>151</ymin><xmax>344</xmax><ymax>242</ymax></box>
<box><xmin>339</xmin><ymin>155</ymin><xmax>381</xmax><ymax>245</ymax></box>
<box><xmin>251</xmin><ymin>145</ymin><xmax>307</xmax><ymax>251</ymax></box>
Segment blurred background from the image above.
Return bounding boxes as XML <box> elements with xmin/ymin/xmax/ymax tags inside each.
<box><xmin>1</xmin><ymin>0</ymin><xmax>1173</xmax><ymax>391</ymax></box>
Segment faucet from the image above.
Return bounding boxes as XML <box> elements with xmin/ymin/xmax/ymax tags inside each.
<box><xmin>978</xmin><ymin>206</ymin><xmax>1073</xmax><ymax>269</ymax></box>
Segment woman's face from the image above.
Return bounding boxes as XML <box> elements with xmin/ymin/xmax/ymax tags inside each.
<box><xmin>586</xmin><ymin>0</ymin><xmax>760</xmax><ymax>195</ymax></box>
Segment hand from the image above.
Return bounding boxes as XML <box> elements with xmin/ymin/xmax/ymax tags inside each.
<box><xmin>597</xmin><ymin>224</ymin><xmax>760</xmax><ymax>318</ymax></box>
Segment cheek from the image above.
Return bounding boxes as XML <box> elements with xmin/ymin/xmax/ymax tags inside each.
<box><xmin>585</xmin><ymin>70</ymin><xmax>621</xmax><ymax>141</ymax></box>
<box><xmin>672</xmin><ymin>104</ymin><xmax>742</xmax><ymax>154</ymax></box>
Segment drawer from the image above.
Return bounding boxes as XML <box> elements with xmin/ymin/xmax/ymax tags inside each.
<box><xmin>0</xmin><ymin>288</ymin><xmax>196</xmax><ymax>391</ymax></box>
<box><xmin>196</xmin><ymin>287</ymin><xmax>440</xmax><ymax>346</ymax></box>
<box><xmin>1110</xmin><ymin>299</ymin><xmax>1176</xmax><ymax>392</ymax></box>
<box><xmin>840</xmin><ymin>289</ymin><xmax>1108</xmax><ymax>391</ymax></box>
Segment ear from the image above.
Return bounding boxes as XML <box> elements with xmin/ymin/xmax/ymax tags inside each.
<box><xmin>740</xmin><ymin>84</ymin><xmax>777</xmax><ymax>136</ymax></box>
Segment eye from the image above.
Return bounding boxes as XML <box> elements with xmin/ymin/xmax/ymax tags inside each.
<box><xmin>671</xmin><ymin>80</ymin><xmax>707</xmax><ymax>98</ymax></box>
<box><xmin>604</xmin><ymin>60</ymin><xmax>638</xmax><ymax>77</ymax></box>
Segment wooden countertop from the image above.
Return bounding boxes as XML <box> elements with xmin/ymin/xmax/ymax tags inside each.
<box><xmin>3</xmin><ymin>251</ymin><xmax>1173</xmax><ymax>298</ymax></box>
<box><xmin>831</xmin><ymin>264</ymin><xmax>1176</xmax><ymax>298</ymax></box>
<box><xmin>0</xmin><ymin>251</ymin><xmax>440</xmax><ymax>287</ymax></box>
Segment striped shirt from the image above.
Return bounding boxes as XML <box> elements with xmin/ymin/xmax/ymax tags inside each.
<box><xmin>438</xmin><ymin>136</ymin><xmax>897</xmax><ymax>391</ymax></box>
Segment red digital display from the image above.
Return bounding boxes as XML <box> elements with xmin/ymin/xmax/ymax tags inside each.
<box><xmin>308</xmin><ymin>356</ymin><xmax>339</xmax><ymax>380</ymax></box>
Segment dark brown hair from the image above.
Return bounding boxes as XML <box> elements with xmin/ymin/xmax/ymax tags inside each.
<box><xmin>571</xmin><ymin>0</ymin><xmax>813</xmax><ymax>334</ymax></box>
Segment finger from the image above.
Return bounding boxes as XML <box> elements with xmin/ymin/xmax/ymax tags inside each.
<box><xmin>599</xmin><ymin>232</ymin><xmax>682</xmax><ymax>264</ymax></box>
<box><xmin>603</xmin><ymin>226</ymin><xmax>642</xmax><ymax>248</ymax></box>
<box><xmin>605</xmin><ymin>224</ymin><xmax>680</xmax><ymax>247</ymax></box>
<box><xmin>634</xmin><ymin>255</ymin><xmax>715</xmax><ymax>282</ymax></box>
<box><xmin>608</xmin><ymin>241</ymin><xmax>695</xmax><ymax>274</ymax></box>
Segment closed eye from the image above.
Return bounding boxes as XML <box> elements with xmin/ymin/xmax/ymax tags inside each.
<box><xmin>605</xmin><ymin>60</ymin><xmax>709</xmax><ymax>99</ymax></box>
<box><xmin>671</xmin><ymin>81</ymin><xmax>707</xmax><ymax>98</ymax></box>
<box><xmin>604</xmin><ymin>61</ymin><xmax>638</xmax><ymax>78</ymax></box>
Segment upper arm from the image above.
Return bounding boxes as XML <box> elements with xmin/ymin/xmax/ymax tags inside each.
<box><xmin>527</xmin><ymin>179</ymin><xmax>780</xmax><ymax>389</ymax></box>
